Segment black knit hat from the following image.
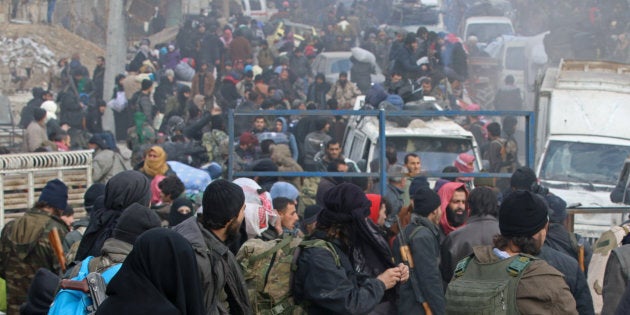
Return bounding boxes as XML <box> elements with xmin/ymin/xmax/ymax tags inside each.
<box><xmin>201</xmin><ymin>179</ymin><xmax>245</xmax><ymax>229</ymax></box>
<box><xmin>546</xmin><ymin>194</ymin><xmax>567</xmax><ymax>223</ymax></box>
<box><xmin>113</xmin><ymin>203</ymin><xmax>162</xmax><ymax>245</ymax></box>
<box><xmin>499</xmin><ymin>190</ymin><xmax>549</xmax><ymax>237</ymax></box>
<box><xmin>412</xmin><ymin>187</ymin><xmax>441</xmax><ymax>216</ymax></box>
<box><xmin>38</xmin><ymin>179</ymin><xmax>68</xmax><ymax>211</ymax></box>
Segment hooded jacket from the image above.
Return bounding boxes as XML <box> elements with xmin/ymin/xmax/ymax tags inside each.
<box><xmin>270</xmin><ymin>143</ymin><xmax>303</xmax><ymax>190</ymax></box>
<box><xmin>273</xmin><ymin>117</ymin><xmax>299</xmax><ymax>161</ymax></box>
<box><xmin>437</xmin><ymin>181</ymin><xmax>470</xmax><ymax>237</ymax></box>
<box><xmin>75</xmin><ymin>170</ymin><xmax>151</xmax><ymax>261</ymax></box>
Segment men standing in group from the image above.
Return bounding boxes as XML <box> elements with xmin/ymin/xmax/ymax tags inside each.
<box><xmin>437</xmin><ymin>181</ymin><xmax>470</xmax><ymax>237</ymax></box>
<box><xmin>0</xmin><ymin>179</ymin><xmax>69</xmax><ymax>314</ymax></box>
<box><xmin>445</xmin><ymin>190</ymin><xmax>577</xmax><ymax>314</ymax></box>
<box><xmin>441</xmin><ymin>186</ymin><xmax>500</xmax><ymax>282</ymax></box>
<box><xmin>173</xmin><ymin>179</ymin><xmax>252</xmax><ymax>314</ymax></box>
<box><xmin>395</xmin><ymin>187</ymin><xmax>446</xmax><ymax>314</ymax></box>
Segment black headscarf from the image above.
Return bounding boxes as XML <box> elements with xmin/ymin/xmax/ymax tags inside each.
<box><xmin>317</xmin><ymin>183</ymin><xmax>395</xmax><ymax>276</ymax></box>
<box><xmin>75</xmin><ymin>170</ymin><xmax>151</xmax><ymax>261</ymax></box>
<box><xmin>168</xmin><ymin>196</ymin><xmax>194</xmax><ymax>227</ymax></box>
<box><xmin>96</xmin><ymin>228</ymin><xmax>204</xmax><ymax>315</ymax></box>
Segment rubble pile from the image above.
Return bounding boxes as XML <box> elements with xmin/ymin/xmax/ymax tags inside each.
<box><xmin>0</xmin><ymin>36</ymin><xmax>57</xmax><ymax>75</ymax></box>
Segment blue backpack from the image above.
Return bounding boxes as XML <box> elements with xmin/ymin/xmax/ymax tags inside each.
<box><xmin>48</xmin><ymin>256</ymin><xmax>122</xmax><ymax>315</ymax></box>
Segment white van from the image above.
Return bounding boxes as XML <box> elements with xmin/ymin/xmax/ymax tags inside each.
<box><xmin>343</xmin><ymin>97</ymin><xmax>482</xmax><ymax>176</ymax></box>
<box><xmin>241</xmin><ymin>0</ymin><xmax>274</xmax><ymax>22</ymax></box>
<box><xmin>463</xmin><ymin>16</ymin><xmax>515</xmax><ymax>48</ymax></box>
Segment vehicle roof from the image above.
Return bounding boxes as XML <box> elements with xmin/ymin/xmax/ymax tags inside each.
<box><xmin>465</xmin><ymin>16</ymin><xmax>513</xmax><ymax>23</ymax></box>
<box><xmin>358</xmin><ymin>116</ymin><xmax>475</xmax><ymax>141</ymax></box>
<box><xmin>315</xmin><ymin>51</ymin><xmax>352</xmax><ymax>58</ymax></box>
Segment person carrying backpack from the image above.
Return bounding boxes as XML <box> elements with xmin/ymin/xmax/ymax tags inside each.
<box><xmin>48</xmin><ymin>203</ymin><xmax>162</xmax><ymax>315</ymax></box>
<box><xmin>445</xmin><ymin>190</ymin><xmax>578</xmax><ymax>314</ymax></box>
<box><xmin>172</xmin><ymin>179</ymin><xmax>252</xmax><ymax>314</ymax></box>
<box><xmin>293</xmin><ymin>183</ymin><xmax>408</xmax><ymax>314</ymax></box>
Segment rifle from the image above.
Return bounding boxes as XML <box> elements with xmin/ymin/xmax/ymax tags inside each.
<box><xmin>578</xmin><ymin>238</ymin><xmax>585</xmax><ymax>272</ymax></box>
<box><xmin>397</xmin><ymin>216</ymin><xmax>433</xmax><ymax>315</ymax></box>
<box><xmin>60</xmin><ymin>272</ymin><xmax>108</xmax><ymax>315</ymax></box>
<box><xmin>48</xmin><ymin>227</ymin><xmax>66</xmax><ymax>273</ymax></box>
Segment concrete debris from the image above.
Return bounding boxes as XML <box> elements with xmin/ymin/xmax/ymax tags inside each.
<box><xmin>0</xmin><ymin>36</ymin><xmax>56</xmax><ymax>73</ymax></box>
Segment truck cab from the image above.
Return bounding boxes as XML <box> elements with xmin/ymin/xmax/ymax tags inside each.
<box><xmin>535</xmin><ymin>60</ymin><xmax>630</xmax><ymax>238</ymax></box>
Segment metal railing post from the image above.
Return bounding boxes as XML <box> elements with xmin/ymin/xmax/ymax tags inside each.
<box><xmin>379</xmin><ymin>109</ymin><xmax>387</xmax><ymax>195</ymax></box>
<box><xmin>227</xmin><ymin>109</ymin><xmax>235</xmax><ymax>181</ymax></box>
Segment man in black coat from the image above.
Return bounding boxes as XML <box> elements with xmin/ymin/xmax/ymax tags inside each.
<box><xmin>394</xmin><ymin>187</ymin><xmax>446</xmax><ymax>314</ymax></box>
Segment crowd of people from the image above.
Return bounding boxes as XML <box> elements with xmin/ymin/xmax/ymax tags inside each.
<box><xmin>3</xmin><ymin>0</ymin><xmax>630</xmax><ymax>314</ymax></box>
<box><xmin>8</xmin><ymin>162</ymin><xmax>630</xmax><ymax>314</ymax></box>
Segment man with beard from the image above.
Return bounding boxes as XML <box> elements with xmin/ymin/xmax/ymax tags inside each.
<box><xmin>326</xmin><ymin>71</ymin><xmax>362</xmax><ymax>110</ymax></box>
<box><xmin>437</xmin><ymin>181</ymin><xmax>470</xmax><ymax>238</ymax></box>
<box><xmin>173</xmin><ymin>179</ymin><xmax>252</xmax><ymax>314</ymax></box>
<box><xmin>294</xmin><ymin>183</ymin><xmax>408</xmax><ymax>314</ymax></box>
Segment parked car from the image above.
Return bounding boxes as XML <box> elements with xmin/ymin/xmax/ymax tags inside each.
<box><xmin>311</xmin><ymin>51</ymin><xmax>385</xmax><ymax>85</ymax></box>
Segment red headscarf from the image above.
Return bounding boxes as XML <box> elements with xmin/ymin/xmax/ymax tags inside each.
<box><xmin>366</xmin><ymin>194</ymin><xmax>382</xmax><ymax>224</ymax></box>
<box><xmin>438</xmin><ymin>181</ymin><xmax>470</xmax><ymax>236</ymax></box>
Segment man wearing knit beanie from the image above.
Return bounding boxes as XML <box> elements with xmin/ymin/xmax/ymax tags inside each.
<box><xmin>0</xmin><ymin>179</ymin><xmax>70</xmax><ymax>314</ymax></box>
<box><xmin>445</xmin><ymin>190</ymin><xmax>578</xmax><ymax>314</ymax></box>
<box><xmin>394</xmin><ymin>186</ymin><xmax>445</xmax><ymax>314</ymax></box>
<box><xmin>173</xmin><ymin>179</ymin><xmax>252</xmax><ymax>314</ymax></box>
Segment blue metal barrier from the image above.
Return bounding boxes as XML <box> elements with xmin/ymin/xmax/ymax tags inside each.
<box><xmin>227</xmin><ymin>109</ymin><xmax>536</xmax><ymax>194</ymax></box>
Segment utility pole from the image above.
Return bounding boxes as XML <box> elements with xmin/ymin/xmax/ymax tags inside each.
<box><xmin>103</xmin><ymin>0</ymin><xmax>127</xmax><ymax>139</ymax></box>
<box><xmin>223</xmin><ymin>0</ymin><xmax>230</xmax><ymax>18</ymax></box>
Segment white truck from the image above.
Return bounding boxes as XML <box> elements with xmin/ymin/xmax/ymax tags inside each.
<box><xmin>535</xmin><ymin>59</ymin><xmax>630</xmax><ymax>239</ymax></box>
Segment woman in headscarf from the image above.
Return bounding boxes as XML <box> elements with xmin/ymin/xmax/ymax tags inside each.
<box><xmin>293</xmin><ymin>183</ymin><xmax>409</xmax><ymax>314</ymax></box>
<box><xmin>168</xmin><ymin>197</ymin><xmax>194</xmax><ymax>227</ymax></box>
<box><xmin>95</xmin><ymin>228</ymin><xmax>204</xmax><ymax>315</ymax></box>
<box><xmin>138</xmin><ymin>146</ymin><xmax>175</xmax><ymax>180</ymax></box>
<box><xmin>74</xmin><ymin>170</ymin><xmax>152</xmax><ymax>261</ymax></box>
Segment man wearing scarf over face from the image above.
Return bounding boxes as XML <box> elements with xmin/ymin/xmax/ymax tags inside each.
<box><xmin>294</xmin><ymin>183</ymin><xmax>409</xmax><ymax>314</ymax></box>
<box><xmin>437</xmin><ymin>181</ymin><xmax>470</xmax><ymax>239</ymax></box>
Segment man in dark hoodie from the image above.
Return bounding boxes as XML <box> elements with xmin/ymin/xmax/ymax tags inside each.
<box><xmin>173</xmin><ymin>179</ymin><xmax>252</xmax><ymax>314</ymax></box>
<box><xmin>74</xmin><ymin>170</ymin><xmax>152</xmax><ymax>261</ymax></box>
<box><xmin>307</xmin><ymin>73</ymin><xmax>331</xmax><ymax>109</ymax></box>
<box><xmin>19</xmin><ymin>87</ymin><xmax>46</xmax><ymax>129</ymax></box>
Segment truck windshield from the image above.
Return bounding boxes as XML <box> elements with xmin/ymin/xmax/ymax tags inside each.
<box><xmin>467</xmin><ymin>23</ymin><xmax>514</xmax><ymax>43</ymax></box>
<box><xmin>379</xmin><ymin>137</ymin><xmax>477</xmax><ymax>173</ymax></box>
<box><xmin>539</xmin><ymin>141</ymin><xmax>630</xmax><ymax>185</ymax></box>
